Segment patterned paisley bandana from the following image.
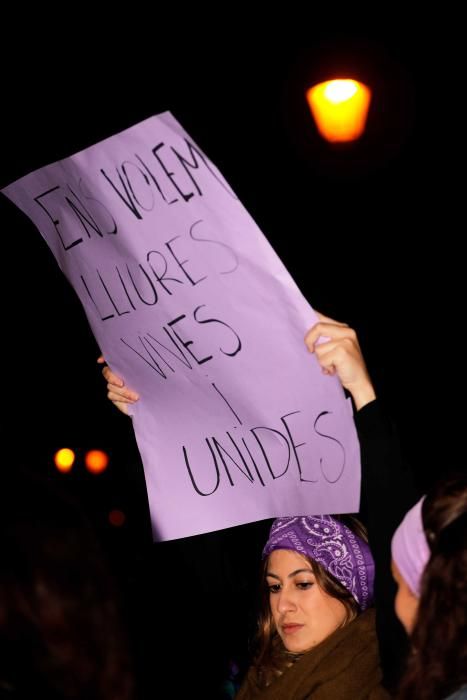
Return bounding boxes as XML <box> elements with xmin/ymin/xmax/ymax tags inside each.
<box><xmin>262</xmin><ymin>515</ymin><xmax>375</xmax><ymax>610</ymax></box>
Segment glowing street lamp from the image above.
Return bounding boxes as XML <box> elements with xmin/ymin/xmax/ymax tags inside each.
<box><xmin>306</xmin><ymin>79</ymin><xmax>372</xmax><ymax>143</ymax></box>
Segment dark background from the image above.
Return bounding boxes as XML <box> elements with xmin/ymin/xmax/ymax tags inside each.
<box><xmin>0</xmin><ymin>26</ymin><xmax>464</xmax><ymax>694</ymax></box>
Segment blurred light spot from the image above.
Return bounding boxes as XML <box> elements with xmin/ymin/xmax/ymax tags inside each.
<box><xmin>109</xmin><ymin>509</ymin><xmax>126</xmax><ymax>527</ymax></box>
<box><xmin>324</xmin><ymin>80</ymin><xmax>358</xmax><ymax>103</ymax></box>
<box><xmin>306</xmin><ymin>79</ymin><xmax>372</xmax><ymax>143</ymax></box>
<box><xmin>85</xmin><ymin>449</ymin><xmax>109</xmax><ymax>474</ymax></box>
<box><xmin>54</xmin><ymin>448</ymin><xmax>75</xmax><ymax>473</ymax></box>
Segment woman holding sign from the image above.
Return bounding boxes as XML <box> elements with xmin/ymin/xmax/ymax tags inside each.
<box><xmin>101</xmin><ymin>316</ymin><xmax>467</xmax><ymax>699</ymax></box>
<box><xmin>100</xmin><ymin>315</ymin><xmax>392</xmax><ymax>699</ymax></box>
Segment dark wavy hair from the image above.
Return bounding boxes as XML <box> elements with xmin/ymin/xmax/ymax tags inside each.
<box><xmin>0</xmin><ymin>473</ymin><xmax>134</xmax><ymax>700</ymax></box>
<box><xmin>397</xmin><ymin>473</ymin><xmax>467</xmax><ymax>700</ymax></box>
<box><xmin>250</xmin><ymin>515</ymin><xmax>365</xmax><ymax>690</ymax></box>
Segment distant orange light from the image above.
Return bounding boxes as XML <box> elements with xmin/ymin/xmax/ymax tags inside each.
<box><xmin>54</xmin><ymin>448</ymin><xmax>75</xmax><ymax>473</ymax></box>
<box><xmin>306</xmin><ymin>79</ymin><xmax>372</xmax><ymax>143</ymax></box>
<box><xmin>84</xmin><ymin>450</ymin><xmax>109</xmax><ymax>474</ymax></box>
<box><xmin>109</xmin><ymin>509</ymin><xmax>126</xmax><ymax>527</ymax></box>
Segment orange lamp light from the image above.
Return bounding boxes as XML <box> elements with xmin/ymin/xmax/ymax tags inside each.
<box><xmin>54</xmin><ymin>448</ymin><xmax>76</xmax><ymax>473</ymax></box>
<box><xmin>306</xmin><ymin>79</ymin><xmax>371</xmax><ymax>143</ymax></box>
<box><xmin>84</xmin><ymin>449</ymin><xmax>109</xmax><ymax>474</ymax></box>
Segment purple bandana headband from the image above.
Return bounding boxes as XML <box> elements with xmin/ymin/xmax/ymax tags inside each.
<box><xmin>391</xmin><ymin>497</ymin><xmax>430</xmax><ymax>596</ymax></box>
<box><xmin>263</xmin><ymin>515</ymin><xmax>375</xmax><ymax>611</ymax></box>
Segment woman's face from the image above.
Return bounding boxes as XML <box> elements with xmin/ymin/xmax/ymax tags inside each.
<box><xmin>267</xmin><ymin>549</ymin><xmax>348</xmax><ymax>653</ymax></box>
<box><xmin>391</xmin><ymin>559</ymin><xmax>419</xmax><ymax>633</ymax></box>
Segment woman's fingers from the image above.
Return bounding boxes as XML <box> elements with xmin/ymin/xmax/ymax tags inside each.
<box><xmin>305</xmin><ymin>321</ymin><xmax>355</xmax><ymax>353</ymax></box>
<box><xmin>97</xmin><ymin>356</ymin><xmax>139</xmax><ymax>411</ymax></box>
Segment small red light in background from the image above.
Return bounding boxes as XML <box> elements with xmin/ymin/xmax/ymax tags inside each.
<box><xmin>85</xmin><ymin>450</ymin><xmax>109</xmax><ymax>474</ymax></box>
<box><xmin>109</xmin><ymin>509</ymin><xmax>126</xmax><ymax>527</ymax></box>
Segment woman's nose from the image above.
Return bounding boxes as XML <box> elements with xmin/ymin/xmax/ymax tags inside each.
<box><xmin>277</xmin><ymin>589</ymin><xmax>297</xmax><ymax>613</ymax></box>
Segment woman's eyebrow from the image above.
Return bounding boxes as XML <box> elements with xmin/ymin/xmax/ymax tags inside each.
<box><xmin>266</xmin><ymin>568</ymin><xmax>313</xmax><ymax>580</ymax></box>
<box><xmin>287</xmin><ymin>568</ymin><xmax>313</xmax><ymax>578</ymax></box>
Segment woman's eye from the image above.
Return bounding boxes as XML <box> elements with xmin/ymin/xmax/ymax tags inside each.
<box><xmin>268</xmin><ymin>584</ymin><xmax>281</xmax><ymax>594</ymax></box>
<box><xmin>296</xmin><ymin>581</ymin><xmax>314</xmax><ymax>590</ymax></box>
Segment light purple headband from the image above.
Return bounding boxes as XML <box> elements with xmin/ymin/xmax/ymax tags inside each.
<box><xmin>263</xmin><ymin>515</ymin><xmax>375</xmax><ymax>611</ymax></box>
<box><xmin>391</xmin><ymin>497</ymin><xmax>430</xmax><ymax>596</ymax></box>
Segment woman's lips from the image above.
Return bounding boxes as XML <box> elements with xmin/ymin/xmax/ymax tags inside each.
<box><xmin>281</xmin><ymin>623</ymin><xmax>303</xmax><ymax>634</ymax></box>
